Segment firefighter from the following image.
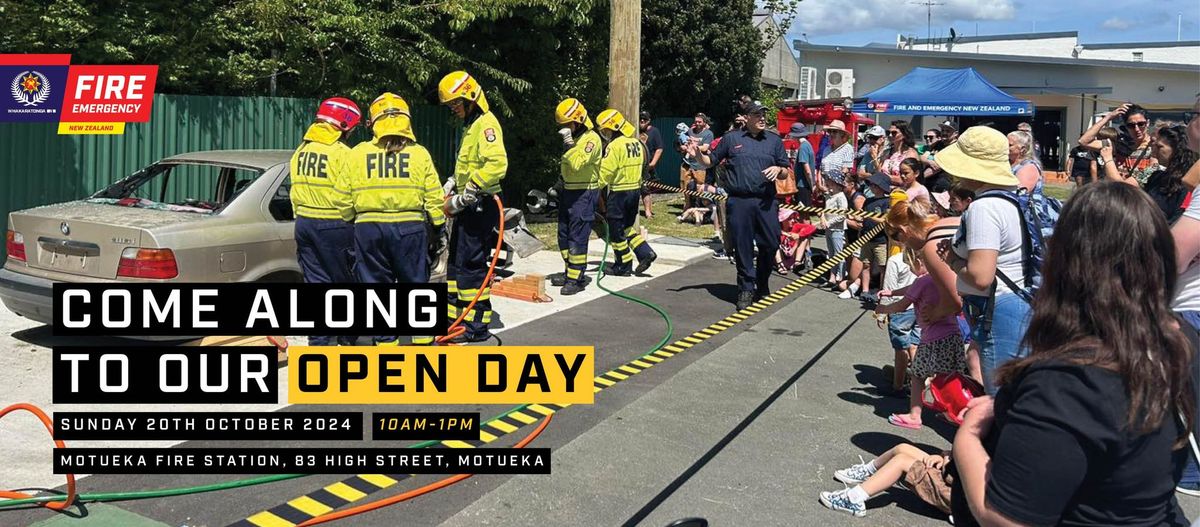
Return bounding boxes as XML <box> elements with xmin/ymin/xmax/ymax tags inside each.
<box><xmin>553</xmin><ymin>97</ymin><xmax>603</xmax><ymax>295</ymax></box>
<box><xmin>341</xmin><ymin>93</ymin><xmax>445</xmax><ymax>345</ymax></box>
<box><xmin>595</xmin><ymin>108</ymin><xmax>656</xmax><ymax>276</ymax></box>
<box><xmin>290</xmin><ymin>97</ymin><xmax>361</xmax><ymax>346</ymax></box>
<box><xmin>437</xmin><ymin>71</ymin><xmax>507</xmax><ymax>343</ymax></box>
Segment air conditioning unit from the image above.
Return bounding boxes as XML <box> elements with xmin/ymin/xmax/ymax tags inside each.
<box><xmin>799</xmin><ymin>67</ymin><xmax>818</xmax><ymax>100</ymax></box>
<box><xmin>824</xmin><ymin>68</ymin><xmax>855</xmax><ymax>99</ymax></box>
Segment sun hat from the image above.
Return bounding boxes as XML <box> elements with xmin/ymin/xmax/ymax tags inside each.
<box><xmin>824</xmin><ymin>119</ymin><xmax>849</xmax><ymax>135</ymax></box>
<box><xmin>787</xmin><ymin>122</ymin><xmax>808</xmax><ymax>138</ymax></box>
<box><xmin>933</xmin><ymin>126</ymin><xmax>1019</xmax><ymax>187</ymax></box>
<box><xmin>867</xmin><ymin>171</ymin><xmax>893</xmax><ymax>193</ymax></box>
<box><xmin>931</xmin><ymin>191</ymin><xmax>951</xmax><ymax>211</ymax></box>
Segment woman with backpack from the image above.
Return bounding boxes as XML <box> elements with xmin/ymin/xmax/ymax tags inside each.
<box><xmin>935</xmin><ymin>126</ymin><xmax>1033</xmax><ymax>395</ymax></box>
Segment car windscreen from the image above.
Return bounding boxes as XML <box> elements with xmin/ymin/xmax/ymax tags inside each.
<box><xmin>89</xmin><ymin>162</ymin><xmax>264</xmax><ymax>213</ymax></box>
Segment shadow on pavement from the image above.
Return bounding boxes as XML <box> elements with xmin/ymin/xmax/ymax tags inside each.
<box><xmin>667</xmin><ymin>283</ymin><xmax>739</xmax><ymax>304</ymax></box>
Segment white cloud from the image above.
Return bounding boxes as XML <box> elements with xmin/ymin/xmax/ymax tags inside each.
<box><xmin>1100</xmin><ymin>17</ymin><xmax>1132</xmax><ymax>30</ymax></box>
<box><xmin>792</xmin><ymin>0</ymin><xmax>1016</xmax><ymax>37</ymax></box>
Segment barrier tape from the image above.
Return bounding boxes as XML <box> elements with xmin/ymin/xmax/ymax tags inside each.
<box><xmin>643</xmin><ymin>180</ymin><xmax>888</xmax><ymax>220</ymax></box>
<box><xmin>231</xmin><ymin>224</ymin><xmax>884</xmax><ymax>527</ymax></box>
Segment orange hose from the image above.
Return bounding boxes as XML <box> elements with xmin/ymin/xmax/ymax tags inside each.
<box><xmin>436</xmin><ymin>195</ymin><xmax>506</xmax><ymax>344</ymax></box>
<box><xmin>295</xmin><ymin>413</ymin><xmax>551</xmax><ymax>526</ymax></box>
<box><xmin>0</xmin><ymin>403</ymin><xmax>77</xmax><ymax>511</ymax></box>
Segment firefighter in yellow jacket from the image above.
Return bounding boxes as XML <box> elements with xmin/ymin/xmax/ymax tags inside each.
<box><xmin>437</xmin><ymin>71</ymin><xmax>507</xmax><ymax>343</ymax></box>
<box><xmin>290</xmin><ymin>97</ymin><xmax>360</xmax><ymax>346</ymax></box>
<box><xmin>341</xmin><ymin>93</ymin><xmax>445</xmax><ymax>345</ymax></box>
<box><xmin>596</xmin><ymin>109</ymin><xmax>657</xmax><ymax>276</ymax></box>
<box><xmin>553</xmin><ymin>98</ymin><xmax>602</xmax><ymax>295</ymax></box>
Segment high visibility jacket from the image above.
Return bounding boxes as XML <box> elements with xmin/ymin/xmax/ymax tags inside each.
<box><xmin>342</xmin><ymin>139</ymin><xmax>446</xmax><ymax>226</ymax></box>
<box><xmin>289</xmin><ymin>123</ymin><xmax>353</xmax><ymax>221</ymax></box>
<box><xmin>454</xmin><ymin>111</ymin><xmax>507</xmax><ymax>195</ymax></box>
<box><xmin>600</xmin><ymin>135</ymin><xmax>644</xmax><ymax>192</ymax></box>
<box><xmin>561</xmin><ymin>129</ymin><xmax>602</xmax><ymax>190</ymax></box>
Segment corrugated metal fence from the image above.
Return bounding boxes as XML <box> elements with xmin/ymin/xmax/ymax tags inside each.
<box><xmin>0</xmin><ymin>94</ymin><xmax>461</xmax><ymax>246</ymax></box>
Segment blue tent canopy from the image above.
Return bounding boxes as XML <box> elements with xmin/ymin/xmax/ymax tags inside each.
<box><xmin>852</xmin><ymin>67</ymin><xmax>1033</xmax><ymax>116</ymax></box>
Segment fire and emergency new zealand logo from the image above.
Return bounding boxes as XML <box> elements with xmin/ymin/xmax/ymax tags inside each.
<box><xmin>11</xmin><ymin>70</ymin><xmax>51</xmax><ymax>108</ymax></box>
<box><xmin>0</xmin><ymin>58</ymin><xmax>68</xmax><ymax>122</ymax></box>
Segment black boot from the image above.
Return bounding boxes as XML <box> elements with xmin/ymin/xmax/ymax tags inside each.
<box><xmin>550</xmin><ymin>272</ymin><xmax>567</xmax><ymax>287</ymax></box>
<box><xmin>735</xmin><ymin>290</ymin><xmax>754</xmax><ymax>311</ymax></box>
<box><xmin>634</xmin><ymin>251</ymin><xmax>657</xmax><ymax>275</ymax></box>
<box><xmin>561</xmin><ymin>280</ymin><xmax>586</xmax><ymax>296</ymax></box>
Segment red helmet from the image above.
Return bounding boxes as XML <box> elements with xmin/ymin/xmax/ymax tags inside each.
<box><xmin>315</xmin><ymin>97</ymin><xmax>361</xmax><ymax>131</ymax></box>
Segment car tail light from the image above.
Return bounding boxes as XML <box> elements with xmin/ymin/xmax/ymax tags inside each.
<box><xmin>6</xmin><ymin>230</ymin><xmax>25</xmax><ymax>262</ymax></box>
<box><xmin>117</xmin><ymin>248</ymin><xmax>178</xmax><ymax>279</ymax></box>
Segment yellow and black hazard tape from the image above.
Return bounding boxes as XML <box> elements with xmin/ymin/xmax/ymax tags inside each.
<box><xmin>644</xmin><ymin>180</ymin><xmax>887</xmax><ymax>220</ymax></box>
<box><xmin>231</xmin><ymin>226</ymin><xmax>883</xmax><ymax>527</ymax></box>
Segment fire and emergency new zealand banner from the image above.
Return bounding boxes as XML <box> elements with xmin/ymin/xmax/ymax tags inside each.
<box><xmin>0</xmin><ymin>53</ymin><xmax>157</xmax><ymax>134</ymax></box>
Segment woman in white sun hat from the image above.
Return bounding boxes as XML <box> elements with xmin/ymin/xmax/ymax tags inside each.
<box><xmin>934</xmin><ymin>126</ymin><xmax>1030</xmax><ymax>395</ymax></box>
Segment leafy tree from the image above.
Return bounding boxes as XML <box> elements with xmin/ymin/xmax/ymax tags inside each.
<box><xmin>640</xmin><ymin>0</ymin><xmax>762</xmax><ymax>128</ymax></box>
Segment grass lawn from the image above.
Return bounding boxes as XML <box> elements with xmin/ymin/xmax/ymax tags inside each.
<box><xmin>525</xmin><ymin>195</ymin><xmax>718</xmax><ymax>246</ymax></box>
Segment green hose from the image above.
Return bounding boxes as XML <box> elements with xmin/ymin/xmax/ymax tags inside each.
<box><xmin>595</xmin><ymin>220</ymin><xmax>675</xmax><ymax>354</ymax></box>
<box><xmin>0</xmin><ymin>404</ymin><xmax>532</xmax><ymax>509</ymax></box>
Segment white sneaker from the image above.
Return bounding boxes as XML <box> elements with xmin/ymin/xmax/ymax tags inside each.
<box><xmin>819</xmin><ymin>488</ymin><xmax>867</xmax><ymax>517</ymax></box>
<box><xmin>839</xmin><ymin>283</ymin><xmax>860</xmax><ymax>299</ymax></box>
<box><xmin>834</xmin><ymin>458</ymin><xmax>874</xmax><ymax>485</ymax></box>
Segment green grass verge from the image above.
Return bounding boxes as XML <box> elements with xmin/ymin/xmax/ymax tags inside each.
<box><xmin>526</xmin><ymin>196</ymin><xmax>715</xmax><ymax>246</ymax></box>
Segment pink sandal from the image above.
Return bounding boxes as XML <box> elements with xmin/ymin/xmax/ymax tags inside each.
<box><xmin>888</xmin><ymin>414</ymin><xmax>922</xmax><ymax>430</ymax></box>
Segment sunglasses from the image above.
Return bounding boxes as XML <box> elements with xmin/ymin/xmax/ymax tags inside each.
<box><xmin>1128</xmin><ymin>121</ymin><xmax>1149</xmax><ymax>129</ymax></box>
<box><xmin>888</xmin><ymin>130</ymin><xmax>901</xmax><ymax>136</ymax></box>
<box><xmin>923</xmin><ymin>135</ymin><xmax>937</xmax><ymax>140</ymax></box>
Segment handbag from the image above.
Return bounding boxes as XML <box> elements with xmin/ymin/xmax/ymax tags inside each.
<box><xmin>775</xmin><ymin>165</ymin><xmax>799</xmax><ymax>196</ymax></box>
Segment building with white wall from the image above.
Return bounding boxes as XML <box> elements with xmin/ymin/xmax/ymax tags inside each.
<box><xmin>793</xmin><ymin>40</ymin><xmax>1200</xmax><ymax>170</ymax></box>
<box><xmin>897</xmin><ymin>31</ymin><xmax>1200</xmax><ymax>66</ymax></box>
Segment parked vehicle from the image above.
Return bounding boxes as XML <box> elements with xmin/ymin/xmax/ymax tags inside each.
<box><xmin>1</xmin><ymin>150</ymin><xmax>303</xmax><ymax>324</ymax></box>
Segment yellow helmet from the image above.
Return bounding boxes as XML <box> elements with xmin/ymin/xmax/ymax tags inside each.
<box><xmin>596</xmin><ymin>109</ymin><xmax>635</xmax><ymax>138</ymax></box>
<box><xmin>368</xmin><ymin>92</ymin><xmax>415</xmax><ymax>141</ymax></box>
<box><xmin>437</xmin><ymin>71</ymin><xmax>490</xmax><ymax>113</ymax></box>
<box><xmin>555</xmin><ymin>98</ymin><xmax>593</xmax><ymax>129</ymax></box>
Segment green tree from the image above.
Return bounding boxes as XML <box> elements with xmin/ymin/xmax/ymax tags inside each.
<box><xmin>640</xmin><ymin>0</ymin><xmax>762</xmax><ymax>127</ymax></box>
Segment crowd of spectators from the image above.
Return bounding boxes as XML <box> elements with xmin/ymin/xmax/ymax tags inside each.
<box><xmin>809</xmin><ymin>96</ymin><xmax>1200</xmax><ymax>525</ymax></box>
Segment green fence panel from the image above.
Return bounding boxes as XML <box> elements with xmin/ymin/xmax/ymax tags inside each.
<box><xmin>649</xmin><ymin>117</ymin><xmax>692</xmax><ymax>187</ymax></box>
<box><xmin>0</xmin><ymin>94</ymin><xmax>461</xmax><ymax>257</ymax></box>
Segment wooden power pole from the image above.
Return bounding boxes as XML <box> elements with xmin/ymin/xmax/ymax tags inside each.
<box><xmin>608</xmin><ymin>0</ymin><xmax>641</xmax><ymax>121</ymax></box>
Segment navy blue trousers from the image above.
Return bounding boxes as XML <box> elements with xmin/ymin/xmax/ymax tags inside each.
<box><xmin>295</xmin><ymin>217</ymin><xmax>354</xmax><ymax>346</ymax></box>
<box><xmin>558</xmin><ymin>188</ymin><xmax>598</xmax><ymax>285</ymax></box>
<box><xmin>605</xmin><ymin>190</ymin><xmax>653</xmax><ymax>274</ymax></box>
<box><xmin>448</xmin><ymin>195</ymin><xmax>501</xmax><ymax>337</ymax></box>
<box><xmin>354</xmin><ymin>221</ymin><xmax>428</xmax><ymax>345</ymax></box>
<box><xmin>726</xmin><ymin>195</ymin><xmax>780</xmax><ymax>295</ymax></box>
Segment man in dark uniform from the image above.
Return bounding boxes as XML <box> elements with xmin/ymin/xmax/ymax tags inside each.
<box><xmin>688</xmin><ymin>101</ymin><xmax>789</xmax><ymax>311</ymax></box>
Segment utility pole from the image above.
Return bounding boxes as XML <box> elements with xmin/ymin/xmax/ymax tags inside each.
<box><xmin>911</xmin><ymin>0</ymin><xmax>943</xmax><ymax>50</ymax></box>
<box><xmin>609</xmin><ymin>0</ymin><xmax>641</xmax><ymax>122</ymax></box>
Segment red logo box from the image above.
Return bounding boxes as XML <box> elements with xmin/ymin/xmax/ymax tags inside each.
<box><xmin>60</xmin><ymin>65</ymin><xmax>158</xmax><ymax>122</ymax></box>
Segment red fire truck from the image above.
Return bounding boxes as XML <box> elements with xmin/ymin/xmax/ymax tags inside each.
<box><xmin>776</xmin><ymin>97</ymin><xmax>875</xmax><ymax>154</ymax></box>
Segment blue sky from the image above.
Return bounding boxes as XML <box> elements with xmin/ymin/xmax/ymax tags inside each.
<box><xmin>780</xmin><ymin>0</ymin><xmax>1199</xmax><ymax>47</ymax></box>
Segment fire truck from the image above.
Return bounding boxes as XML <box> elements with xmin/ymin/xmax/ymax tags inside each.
<box><xmin>776</xmin><ymin>97</ymin><xmax>875</xmax><ymax>154</ymax></box>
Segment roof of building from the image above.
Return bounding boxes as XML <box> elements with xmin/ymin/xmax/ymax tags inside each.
<box><xmin>793</xmin><ymin>41</ymin><xmax>1199</xmax><ymax>73</ymax></box>
<box><xmin>908</xmin><ymin>30</ymin><xmax>1077</xmax><ymax>45</ymax></box>
<box><xmin>1082</xmin><ymin>40</ymin><xmax>1200</xmax><ymax>49</ymax></box>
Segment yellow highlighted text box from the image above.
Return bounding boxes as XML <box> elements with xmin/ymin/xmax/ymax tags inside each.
<box><xmin>287</xmin><ymin>346</ymin><xmax>594</xmax><ymax>405</ymax></box>
<box><xmin>57</xmin><ymin>122</ymin><xmax>125</xmax><ymax>135</ymax></box>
